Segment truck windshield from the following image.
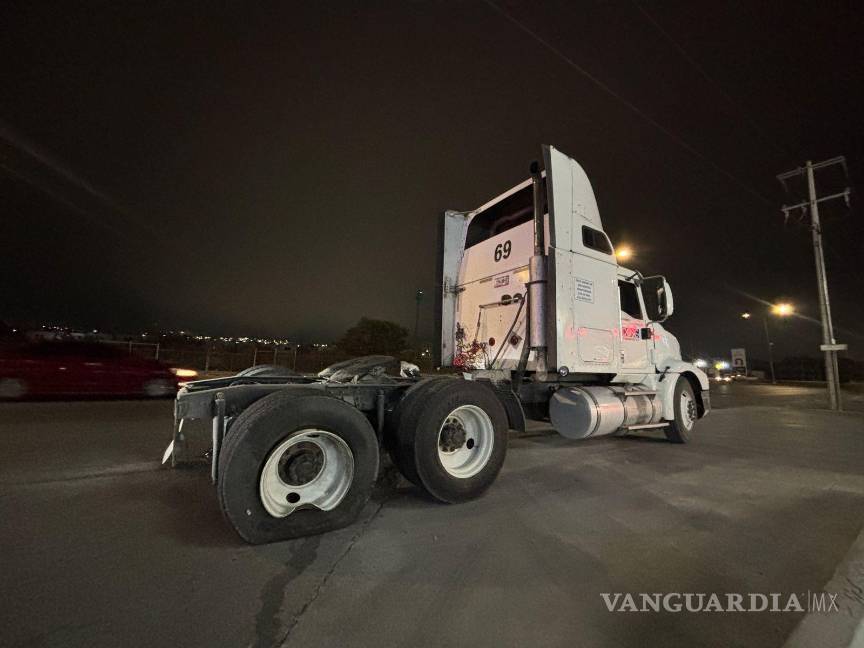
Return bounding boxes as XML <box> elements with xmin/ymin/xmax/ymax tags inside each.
<box><xmin>465</xmin><ymin>179</ymin><xmax>547</xmax><ymax>248</ymax></box>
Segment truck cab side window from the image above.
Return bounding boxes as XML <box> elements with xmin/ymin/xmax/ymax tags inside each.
<box><xmin>582</xmin><ymin>226</ymin><xmax>613</xmax><ymax>255</ymax></box>
<box><xmin>618</xmin><ymin>280</ymin><xmax>642</xmax><ymax>319</ymax></box>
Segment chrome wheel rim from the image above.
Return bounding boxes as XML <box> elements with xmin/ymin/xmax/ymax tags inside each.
<box><xmin>259</xmin><ymin>430</ymin><xmax>354</xmax><ymax>518</ymax></box>
<box><xmin>680</xmin><ymin>390</ymin><xmax>696</xmax><ymax>430</ymax></box>
<box><xmin>437</xmin><ymin>405</ymin><xmax>494</xmax><ymax>479</ymax></box>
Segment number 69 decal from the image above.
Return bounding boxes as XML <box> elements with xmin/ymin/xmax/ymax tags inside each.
<box><xmin>494</xmin><ymin>240</ymin><xmax>512</xmax><ymax>262</ymax></box>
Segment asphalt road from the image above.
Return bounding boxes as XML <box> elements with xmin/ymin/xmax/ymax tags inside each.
<box><xmin>1</xmin><ymin>383</ymin><xmax>863</xmax><ymax>648</ymax></box>
<box><xmin>709</xmin><ymin>381</ymin><xmax>864</xmax><ymax>413</ymax></box>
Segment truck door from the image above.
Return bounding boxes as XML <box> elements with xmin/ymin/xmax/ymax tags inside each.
<box><xmin>618</xmin><ymin>279</ymin><xmax>650</xmax><ymax>371</ymax></box>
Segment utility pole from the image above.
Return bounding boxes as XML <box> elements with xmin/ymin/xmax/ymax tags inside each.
<box><xmin>777</xmin><ymin>157</ymin><xmax>851</xmax><ymax>411</ymax></box>
<box><xmin>414</xmin><ymin>289</ymin><xmax>424</xmax><ymax>348</ymax></box>
<box><xmin>762</xmin><ymin>317</ymin><xmax>777</xmax><ymax>385</ymax></box>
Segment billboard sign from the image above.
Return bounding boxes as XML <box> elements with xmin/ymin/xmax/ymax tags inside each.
<box><xmin>731</xmin><ymin>348</ymin><xmax>747</xmax><ymax>373</ymax></box>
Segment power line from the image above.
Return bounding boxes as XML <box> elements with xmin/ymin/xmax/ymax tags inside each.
<box><xmin>0</xmin><ymin>120</ymin><xmax>118</xmax><ymax>209</ymax></box>
<box><xmin>631</xmin><ymin>1</ymin><xmax>794</xmax><ymax>159</ymax></box>
<box><xmin>0</xmin><ymin>118</ymin><xmax>159</xmax><ymax>238</ymax></box>
<box><xmin>0</xmin><ymin>160</ymin><xmax>129</xmax><ymax>240</ymax></box>
<box><xmin>482</xmin><ymin>0</ymin><xmax>773</xmax><ymax>206</ymax></box>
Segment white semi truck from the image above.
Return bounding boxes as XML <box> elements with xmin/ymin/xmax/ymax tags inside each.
<box><xmin>165</xmin><ymin>145</ymin><xmax>710</xmax><ymax>544</ymax></box>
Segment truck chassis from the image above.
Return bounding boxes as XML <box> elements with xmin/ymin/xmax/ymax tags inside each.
<box><xmin>166</xmin><ymin>146</ymin><xmax>709</xmax><ymax>544</ymax></box>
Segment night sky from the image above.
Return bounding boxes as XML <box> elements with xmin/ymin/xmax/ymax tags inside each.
<box><xmin>2</xmin><ymin>1</ymin><xmax>862</xmax><ymax>362</ymax></box>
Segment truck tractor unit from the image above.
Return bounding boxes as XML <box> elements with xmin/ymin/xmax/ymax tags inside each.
<box><xmin>165</xmin><ymin>145</ymin><xmax>710</xmax><ymax>544</ymax></box>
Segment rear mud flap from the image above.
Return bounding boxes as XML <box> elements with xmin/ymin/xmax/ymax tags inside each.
<box><xmin>161</xmin><ymin>439</ymin><xmax>175</xmax><ymax>465</ymax></box>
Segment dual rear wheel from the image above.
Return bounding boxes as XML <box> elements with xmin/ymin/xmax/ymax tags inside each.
<box><xmin>217</xmin><ymin>389</ymin><xmax>379</xmax><ymax>544</ymax></box>
<box><xmin>218</xmin><ymin>380</ymin><xmax>508</xmax><ymax>544</ymax></box>
<box><xmin>385</xmin><ymin>379</ymin><xmax>508</xmax><ymax>503</ymax></box>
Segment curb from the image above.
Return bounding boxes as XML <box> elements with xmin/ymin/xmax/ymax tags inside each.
<box><xmin>784</xmin><ymin>525</ymin><xmax>864</xmax><ymax>648</ymax></box>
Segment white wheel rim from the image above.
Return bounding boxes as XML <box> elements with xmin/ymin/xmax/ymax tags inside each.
<box><xmin>437</xmin><ymin>405</ymin><xmax>494</xmax><ymax>479</ymax></box>
<box><xmin>680</xmin><ymin>391</ymin><xmax>696</xmax><ymax>430</ymax></box>
<box><xmin>259</xmin><ymin>430</ymin><xmax>354</xmax><ymax>518</ymax></box>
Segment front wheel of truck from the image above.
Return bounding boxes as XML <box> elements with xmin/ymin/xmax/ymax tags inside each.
<box><xmin>217</xmin><ymin>390</ymin><xmax>379</xmax><ymax>544</ymax></box>
<box><xmin>664</xmin><ymin>376</ymin><xmax>697</xmax><ymax>444</ymax></box>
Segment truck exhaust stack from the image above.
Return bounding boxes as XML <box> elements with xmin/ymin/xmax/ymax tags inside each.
<box><xmin>527</xmin><ymin>160</ymin><xmax>548</xmax><ymax>378</ymax></box>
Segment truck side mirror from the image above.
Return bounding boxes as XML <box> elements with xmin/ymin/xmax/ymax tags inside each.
<box><xmin>641</xmin><ymin>276</ymin><xmax>674</xmax><ymax>322</ymax></box>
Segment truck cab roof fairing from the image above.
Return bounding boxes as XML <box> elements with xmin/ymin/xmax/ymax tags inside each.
<box><xmin>542</xmin><ymin>144</ymin><xmax>603</xmax><ymax>251</ymax></box>
<box><xmin>464</xmin><ymin>145</ymin><xmax>604</xmax><ymax>253</ymax></box>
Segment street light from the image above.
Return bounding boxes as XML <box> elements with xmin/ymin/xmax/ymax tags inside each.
<box><xmin>614</xmin><ymin>246</ymin><xmax>633</xmax><ymax>261</ymax></box>
<box><xmin>741</xmin><ymin>303</ymin><xmax>794</xmax><ymax>385</ymax></box>
<box><xmin>771</xmin><ymin>302</ymin><xmax>794</xmax><ymax>317</ymax></box>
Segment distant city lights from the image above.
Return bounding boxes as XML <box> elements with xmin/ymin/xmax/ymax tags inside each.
<box><xmin>18</xmin><ymin>324</ymin><xmax>329</xmax><ymax>349</ymax></box>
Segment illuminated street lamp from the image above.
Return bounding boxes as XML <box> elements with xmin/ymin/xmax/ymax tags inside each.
<box><xmin>741</xmin><ymin>303</ymin><xmax>794</xmax><ymax>385</ymax></box>
<box><xmin>771</xmin><ymin>302</ymin><xmax>794</xmax><ymax>317</ymax></box>
<box><xmin>614</xmin><ymin>246</ymin><xmax>633</xmax><ymax>261</ymax></box>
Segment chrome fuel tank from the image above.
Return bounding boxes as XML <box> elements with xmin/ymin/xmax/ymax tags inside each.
<box><xmin>549</xmin><ymin>386</ymin><xmax>662</xmax><ymax>439</ymax></box>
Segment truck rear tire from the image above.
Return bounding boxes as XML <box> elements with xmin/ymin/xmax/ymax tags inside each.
<box><xmin>396</xmin><ymin>380</ymin><xmax>508</xmax><ymax>503</ymax></box>
<box><xmin>385</xmin><ymin>377</ymin><xmax>454</xmax><ymax>486</ymax></box>
<box><xmin>217</xmin><ymin>390</ymin><xmax>379</xmax><ymax>544</ymax></box>
<box><xmin>664</xmin><ymin>377</ymin><xmax>697</xmax><ymax>444</ymax></box>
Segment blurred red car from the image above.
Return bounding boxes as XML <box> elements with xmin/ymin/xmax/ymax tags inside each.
<box><xmin>0</xmin><ymin>341</ymin><xmax>183</xmax><ymax>400</ymax></box>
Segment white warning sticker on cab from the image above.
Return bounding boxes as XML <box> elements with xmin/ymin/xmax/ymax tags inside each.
<box><xmin>575</xmin><ymin>278</ymin><xmax>594</xmax><ymax>303</ymax></box>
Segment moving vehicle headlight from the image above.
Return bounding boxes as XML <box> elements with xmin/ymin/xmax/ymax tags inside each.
<box><xmin>172</xmin><ymin>368</ymin><xmax>199</xmax><ymax>378</ymax></box>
